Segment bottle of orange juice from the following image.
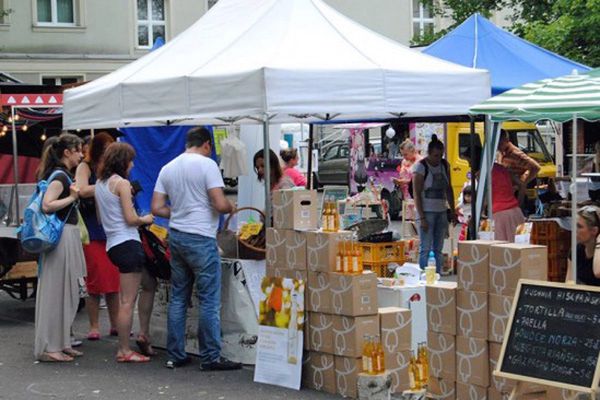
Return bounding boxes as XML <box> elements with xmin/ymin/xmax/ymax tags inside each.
<box><xmin>409</xmin><ymin>351</ymin><xmax>422</xmax><ymax>390</ymax></box>
<box><xmin>335</xmin><ymin>241</ymin><xmax>343</xmax><ymax>273</ymax></box>
<box><xmin>321</xmin><ymin>201</ymin><xmax>330</xmax><ymax>232</ymax></box>
<box><xmin>419</xmin><ymin>343</ymin><xmax>429</xmax><ymax>385</ymax></box>
<box><xmin>342</xmin><ymin>240</ymin><xmax>350</xmax><ymax>274</ymax></box>
<box><xmin>332</xmin><ymin>198</ymin><xmax>340</xmax><ymax>232</ymax></box>
<box><xmin>374</xmin><ymin>335</ymin><xmax>385</xmax><ymax>373</ymax></box>
<box><xmin>362</xmin><ymin>335</ymin><xmax>373</xmax><ymax>374</ymax></box>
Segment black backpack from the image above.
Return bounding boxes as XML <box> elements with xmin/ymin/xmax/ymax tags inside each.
<box><xmin>139</xmin><ymin>226</ymin><xmax>171</xmax><ymax>280</ymax></box>
<box><xmin>408</xmin><ymin>159</ymin><xmax>450</xmax><ymax>199</ymax></box>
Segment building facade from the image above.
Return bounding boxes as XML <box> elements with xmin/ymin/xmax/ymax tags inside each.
<box><xmin>0</xmin><ymin>0</ymin><xmax>513</xmax><ymax>85</ymax></box>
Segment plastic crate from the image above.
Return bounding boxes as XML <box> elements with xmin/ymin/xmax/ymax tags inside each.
<box><xmin>359</xmin><ymin>241</ymin><xmax>405</xmax><ymax>264</ymax></box>
<box><xmin>363</xmin><ymin>262</ymin><xmax>396</xmax><ymax>278</ymax></box>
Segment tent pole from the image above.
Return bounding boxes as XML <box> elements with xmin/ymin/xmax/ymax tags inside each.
<box><xmin>11</xmin><ymin>106</ymin><xmax>20</xmax><ymax>226</ymax></box>
<box><xmin>469</xmin><ymin>116</ymin><xmax>478</xmax><ymax>240</ymax></box>
<box><xmin>263</xmin><ymin>116</ymin><xmax>272</xmax><ymax>228</ymax></box>
<box><xmin>571</xmin><ymin>117</ymin><xmax>578</xmax><ymax>282</ymax></box>
<box><xmin>307</xmin><ymin>124</ymin><xmax>314</xmax><ymax>190</ymax></box>
<box><xmin>485</xmin><ymin>116</ymin><xmax>494</xmax><ymax>226</ymax></box>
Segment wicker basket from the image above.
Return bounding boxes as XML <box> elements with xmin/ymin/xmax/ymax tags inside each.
<box><xmin>218</xmin><ymin>207</ymin><xmax>266</xmax><ymax>260</ymax></box>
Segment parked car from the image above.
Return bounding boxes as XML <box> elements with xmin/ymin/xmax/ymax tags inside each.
<box><xmin>315</xmin><ymin>142</ymin><xmax>350</xmax><ymax>187</ymax></box>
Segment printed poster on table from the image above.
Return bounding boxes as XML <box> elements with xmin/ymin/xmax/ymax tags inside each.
<box><xmin>254</xmin><ymin>277</ymin><xmax>305</xmax><ymax>390</ymax></box>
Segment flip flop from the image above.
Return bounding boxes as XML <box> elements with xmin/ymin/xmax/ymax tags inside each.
<box><xmin>136</xmin><ymin>335</ymin><xmax>157</xmax><ymax>357</ymax></box>
<box><xmin>109</xmin><ymin>328</ymin><xmax>118</xmax><ymax>337</ymax></box>
<box><xmin>116</xmin><ymin>351</ymin><xmax>150</xmax><ymax>363</ymax></box>
<box><xmin>38</xmin><ymin>352</ymin><xmax>74</xmax><ymax>363</ymax></box>
<box><xmin>87</xmin><ymin>332</ymin><xmax>101</xmax><ymax>341</ymax></box>
<box><xmin>62</xmin><ymin>348</ymin><xmax>83</xmax><ymax>358</ymax></box>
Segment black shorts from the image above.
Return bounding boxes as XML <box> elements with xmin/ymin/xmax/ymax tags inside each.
<box><xmin>108</xmin><ymin>240</ymin><xmax>145</xmax><ymax>274</ymax></box>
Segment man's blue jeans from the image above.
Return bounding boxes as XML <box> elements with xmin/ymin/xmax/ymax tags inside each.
<box><xmin>418</xmin><ymin>211</ymin><xmax>449</xmax><ymax>273</ymax></box>
<box><xmin>167</xmin><ymin>229</ymin><xmax>221</xmax><ymax>364</ymax></box>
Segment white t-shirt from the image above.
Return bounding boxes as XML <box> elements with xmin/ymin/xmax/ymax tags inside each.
<box><xmin>413</xmin><ymin>160</ymin><xmax>449</xmax><ymax>213</ymax></box>
<box><xmin>154</xmin><ymin>152</ymin><xmax>224</xmax><ymax>238</ymax></box>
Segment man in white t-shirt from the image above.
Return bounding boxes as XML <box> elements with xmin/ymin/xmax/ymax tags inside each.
<box><xmin>151</xmin><ymin>127</ymin><xmax>240</xmax><ymax>371</ymax></box>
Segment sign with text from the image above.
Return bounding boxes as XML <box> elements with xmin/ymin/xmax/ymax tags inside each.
<box><xmin>496</xmin><ymin>280</ymin><xmax>600</xmax><ymax>393</ymax></box>
<box><xmin>254</xmin><ymin>277</ymin><xmax>305</xmax><ymax>390</ymax></box>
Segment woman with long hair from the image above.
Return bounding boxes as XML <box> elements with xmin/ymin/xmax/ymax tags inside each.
<box><xmin>280</xmin><ymin>148</ymin><xmax>307</xmax><ymax>187</ymax></box>
<box><xmin>566</xmin><ymin>206</ymin><xmax>600</xmax><ymax>285</ymax></box>
<box><xmin>412</xmin><ymin>135</ymin><xmax>457</xmax><ymax>272</ymax></box>
<box><xmin>34</xmin><ymin>133</ymin><xmax>85</xmax><ymax>362</ymax></box>
<box><xmin>253</xmin><ymin>149</ymin><xmax>294</xmax><ymax>190</ymax></box>
<box><xmin>95</xmin><ymin>143</ymin><xmax>156</xmax><ymax>363</ymax></box>
<box><xmin>75</xmin><ymin>132</ymin><xmax>120</xmax><ymax>340</ymax></box>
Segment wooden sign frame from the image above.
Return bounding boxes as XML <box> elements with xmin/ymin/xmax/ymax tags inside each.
<box><xmin>495</xmin><ymin>279</ymin><xmax>600</xmax><ymax>398</ymax></box>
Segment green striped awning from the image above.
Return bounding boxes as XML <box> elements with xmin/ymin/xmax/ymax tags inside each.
<box><xmin>470</xmin><ymin>68</ymin><xmax>600</xmax><ymax>122</ymax></box>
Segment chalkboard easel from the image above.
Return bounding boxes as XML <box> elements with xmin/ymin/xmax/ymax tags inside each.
<box><xmin>496</xmin><ymin>280</ymin><xmax>600</xmax><ymax>400</ymax></box>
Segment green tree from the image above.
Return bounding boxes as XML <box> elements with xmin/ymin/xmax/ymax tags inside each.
<box><xmin>520</xmin><ymin>0</ymin><xmax>600</xmax><ymax>67</ymax></box>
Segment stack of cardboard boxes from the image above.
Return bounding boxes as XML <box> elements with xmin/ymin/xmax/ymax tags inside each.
<box><xmin>427</xmin><ymin>241</ymin><xmax>549</xmax><ymax>400</ymax></box>
<box><xmin>379</xmin><ymin>307</ymin><xmax>412</xmax><ymax>394</ymax></box>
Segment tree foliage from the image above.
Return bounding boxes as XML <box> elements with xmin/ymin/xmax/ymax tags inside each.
<box><xmin>411</xmin><ymin>0</ymin><xmax>600</xmax><ymax>67</ymax></box>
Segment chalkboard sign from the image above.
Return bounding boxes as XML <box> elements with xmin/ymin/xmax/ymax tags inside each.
<box><xmin>496</xmin><ymin>280</ymin><xmax>600</xmax><ymax>393</ymax></box>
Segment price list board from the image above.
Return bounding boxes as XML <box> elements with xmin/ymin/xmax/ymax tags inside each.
<box><xmin>497</xmin><ymin>280</ymin><xmax>600</xmax><ymax>393</ymax></box>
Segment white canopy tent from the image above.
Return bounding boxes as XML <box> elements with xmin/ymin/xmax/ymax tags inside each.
<box><xmin>63</xmin><ymin>0</ymin><xmax>491</xmax><ymax>222</ymax></box>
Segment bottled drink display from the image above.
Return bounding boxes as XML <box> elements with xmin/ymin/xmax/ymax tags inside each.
<box><xmin>427</xmin><ymin>251</ymin><xmax>436</xmax><ymax>269</ymax></box>
<box><xmin>373</xmin><ymin>335</ymin><xmax>385</xmax><ymax>373</ymax></box>
<box><xmin>409</xmin><ymin>351</ymin><xmax>423</xmax><ymax>390</ymax></box>
<box><xmin>418</xmin><ymin>342</ymin><xmax>429</xmax><ymax>386</ymax></box>
<box><xmin>362</xmin><ymin>335</ymin><xmax>375</xmax><ymax>375</ymax></box>
<box><xmin>321</xmin><ymin>197</ymin><xmax>340</xmax><ymax>232</ymax></box>
<box><xmin>335</xmin><ymin>236</ymin><xmax>363</xmax><ymax>275</ymax></box>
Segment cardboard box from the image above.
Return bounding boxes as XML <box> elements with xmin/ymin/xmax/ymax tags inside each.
<box><xmin>280</xmin><ymin>269</ymin><xmax>308</xmax><ymax>282</ymax></box>
<box><xmin>309</xmin><ymin>313</ymin><xmax>334</xmax><ymax>354</ymax></box>
<box><xmin>488</xmin><ymin>294</ymin><xmax>513</xmax><ymax>343</ymax></box>
<box><xmin>489</xmin><ymin>244</ymin><xmax>548</xmax><ymax>296</ymax></box>
<box><xmin>429</xmin><ymin>376</ymin><xmax>456</xmax><ymax>400</ymax></box>
<box><xmin>489</xmin><ymin>342</ymin><xmax>515</xmax><ymax>393</ymax></box>
<box><xmin>488</xmin><ymin>387</ymin><xmax>508</xmax><ymax>400</ymax></box>
<box><xmin>427</xmin><ymin>331</ymin><xmax>456</xmax><ymax>381</ymax></box>
<box><xmin>457</xmin><ymin>240</ymin><xmax>506</xmax><ymax>292</ymax></box>
<box><xmin>307</xmin><ymin>272</ymin><xmax>331</xmax><ymax>313</ymax></box>
<box><xmin>457</xmin><ymin>290</ymin><xmax>488</xmax><ymax>339</ymax></box>
<box><xmin>456</xmin><ymin>382</ymin><xmax>488</xmax><ymax>400</ymax></box>
<box><xmin>426</xmin><ymin>282</ymin><xmax>457</xmax><ymax>335</ymax></box>
<box><xmin>285</xmin><ymin>230</ymin><xmax>307</xmax><ymax>270</ymax></box>
<box><xmin>265</xmin><ymin>264</ymin><xmax>285</xmax><ymax>278</ymax></box>
<box><xmin>306</xmin><ymin>230</ymin><xmax>351</xmax><ymax>272</ymax></box>
<box><xmin>379</xmin><ymin>307</ymin><xmax>412</xmax><ymax>357</ymax></box>
<box><xmin>272</xmin><ymin>189</ymin><xmax>318</xmax><ymax>231</ymax></box>
<box><xmin>266</xmin><ymin>228</ymin><xmax>287</xmax><ymax>269</ymax></box>
<box><xmin>457</xmin><ymin>336</ymin><xmax>489</xmax><ymax>387</ymax></box>
<box><xmin>334</xmin><ymin>356</ymin><xmax>362</xmax><ymax>398</ymax></box>
<box><xmin>304</xmin><ymin>317</ymin><xmax>310</xmax><ymax>351</ymax></box>
<box><xmin>303</xmin><ymin>352</ymin><xmax>336</xmax><ymax>394</ymax></box>
<box><xmin>330</xmin><ymin>272</ymin><xmax>378</xmax><ymax>317</ymax></box>
<box><xmin>332</xmin><ymin>315</ymin><xmax>379</xmax><ymax>358</ymax></box>
<box><xmin>387</xmin><ymin>350</ymin><xmax>411</xmax><ymax>394</ymax></box>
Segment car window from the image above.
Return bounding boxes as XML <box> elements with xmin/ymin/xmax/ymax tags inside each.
<box><xmin>323</xmin><ymin>145</ymin><xmax>340</xmax><ymax>161</ymax></box>
<box><xmin>458</xmin><ymin>133</ymin><xmax>482</xmax><ymax>160</ymax></box>
<box><xmin>339</xmin><ymin>146</ymin><xmax>349</xmax><ymax>158</ymax></box>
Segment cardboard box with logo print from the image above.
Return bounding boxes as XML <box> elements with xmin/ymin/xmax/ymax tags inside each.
<box><xmin>386</xmin><ymin>350</ymin><xmax>411</xmax><ymax>394</ymax></box>
<box><xmin>487</xmin><ymin>387</ymin><xmax>508</xmax><ymax>400</ymax></box>
<box><xmin>285</xmin><ymin>230</ymin><xmax>307</xmax><ymax>270</ymax></box>
<box><xmin>426</xmin><ymin>282</ymin><xmax>457</xmax><ymax>335</ymax></box>
<box><xmin>457</xmin><ymin>382</ymin><xmax>488</xmax><ymax>400</ymax></box>
<box><xmin>272</xmin><ymin>189</ymin><xmax>318</xmax><ymax>231</ymax></box>
<box><xmin>308</xmin><ymin>313</ymin><xmax>334</xmax><ymax>354</ymax></box>
<box><xmin>330</xmin><ymin>272</ymin><xmax>378</xmax><ymax>317</ymax></box>
<box><xmin>378</xmin><ymin>307</ymin><xmax>411</xmax><ymax>359</ymax></box>
<box><xmin>489</xmin><ymin>342</ymin><xmax>515</xmax><ymax>393</ymax></box>
<box><xmin>457</xmin><ymin>240</ymin><xmax>506</xmax><ymax>292</ymax></box>
<box><xmin>303</xmin><ymin>351</ymin><xmax>336</xmax><ymax>394</ymax></box>
<box><xmin>266</xmin><ymin>228</ymin><xmax>287</xmax><ymax>269</ymax></box>
<box><xmin>307</xmin><ymin>272</ymin><xmax>331</xmax><ymax>313</ymax></box>
<box><xmin>306</xmin><ymin>230</ymin><xmax>352</xmax><ymax>272</ymax></box>
<box><xmin>428</xmin><ymin>376</ymin><xmax>456</xmax><ymax>400</ymax></box>
<box><xmin>280</xmin><ymin>269</ymin><xmax>308</xmax><ymax>283</ymax></box>
<box><xmin>456</xmin><ymin>336</ymin><xmax>489</xmax><ymax>387</ymax></box>
<box><xmin>489</xmin><ymin>244</ymin><xmax>548</xmax><ymax>297</ymax></box>
<box><xmin>334</xmin><ymin>356</ymin><xmax>362</xmax><ymax>398</ymax></box>
<box><xmin>488</xmin><ymin>294</ymin><xmax>513</xmax><ymax>343</ymax></box>
<box><xmin>457</xmin><ymin>289</ymin><xmax>488</xmax><ymax>339</ymax></box>
<box><xmin>427</xmin><ymin>331</ymin><xmax>456</xmax><ymax>381</ymax></box>
<box><xmin>332</xmin><ymin>315</ymin><xmax>379</xmax><ymax>358</ymax></box>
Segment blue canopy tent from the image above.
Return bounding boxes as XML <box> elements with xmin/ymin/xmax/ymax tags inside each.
<box><xmin>423</xmin><ymin>13</ymin><xmax>591</xmax><ymax>95</ymax></box>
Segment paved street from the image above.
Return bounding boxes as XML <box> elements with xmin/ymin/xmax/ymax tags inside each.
<box><xmin>0</xmin><ymin>292</ymin><xmax>336</xmax><ymax>400</ymax></box>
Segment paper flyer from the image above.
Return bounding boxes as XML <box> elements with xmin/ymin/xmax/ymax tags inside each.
<box><xmin>253</xmin><ymin>277</ymin><xmax>305</xmax><ymax>390</ymax></box>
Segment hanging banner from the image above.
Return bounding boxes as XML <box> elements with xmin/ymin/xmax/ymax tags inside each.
<box><xmin>410</xmin><ymin>123</ymin><xmax>445</xmax><ymax>155</ymax></box>
<box><xmin>254</xmin><ymin>277</ymin><xmax>305</xmax><ymax>390</ymax></box>
<box><xmin>349</xmin><ymin>128</ymin><xmax>367</xmax><ymax>194</ymax></box>
<box><xmin>0</xmin><ymin>94</ymin><xmax>63</xmax><ymax>106</ymax></box>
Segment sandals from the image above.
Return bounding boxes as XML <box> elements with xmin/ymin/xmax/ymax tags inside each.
<box><xmin>62</xmin><ymin>348</ymin><xmax>83</xmax><ymax>358</ymax></box>
<box><xmin>136</xmin><ymin>335</ymin><xmax>157</xmax><ymax>357</ymax></box>
<box><xmin>38</xmin><ymin>352</ymin><xmax>74</xmax><ymax>363</ymax></box>
<box><xmin>87</xmin><ymin>331</ymin><xmax>101</xmax><ymax>341</ymax></box>
<box><xmin>109</xmin><ymin>328</ymin><xmax>118</xmax><ymax>337</ymax></box>
<box><xmin>116</xmin><ymin>351</ymin><xmax>150</xmax><ymax>363</ymax></box>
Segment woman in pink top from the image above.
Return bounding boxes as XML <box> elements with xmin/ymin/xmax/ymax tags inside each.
<box><xmin>393</xmin><ymin>139</ymin><xmax>422</xmax><ymax>199</ymax></box>
<box><xmin>280</xmin><ymin>148</ymin><xmax>307</xmax><ymax>187</ymax></box>
<box><xmin>463</xmin><ymin>146</ymin><xmax>525</xmax><ymax>242</ymax></box>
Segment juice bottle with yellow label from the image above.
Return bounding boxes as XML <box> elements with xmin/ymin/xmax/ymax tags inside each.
<box><xmin>362</xmin><ymin>335</ymin><xmax>373</xmax><ymax>374</ymax></box>
<box><xmin>335</xmin><ymin>241</ymin><xmax>343</xmax><ymax>273</ymax></box>
<box><xmin>374</xmin><ymin>335</ymin><xmax>385</xmax><ymax>373</ymax></box>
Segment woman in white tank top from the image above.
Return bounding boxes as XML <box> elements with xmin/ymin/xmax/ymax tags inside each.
<box><xmin>95</xmin><ymin>143</ymin><xmax>156</xmax><ymax>363</ymax></box>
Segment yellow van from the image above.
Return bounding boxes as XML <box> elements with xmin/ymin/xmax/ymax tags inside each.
<box><xmin>446</xmin><ymin>121</ymin><xmax>557</xmax><ymax>202</ymax></box>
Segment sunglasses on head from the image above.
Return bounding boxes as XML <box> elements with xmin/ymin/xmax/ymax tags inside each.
<box><xmin>580</xmin><ymin>206</ymin><xmax>600</xmax><ymax>227</ymax></box>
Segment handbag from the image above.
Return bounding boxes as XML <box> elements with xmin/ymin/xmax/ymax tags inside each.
<box><xmin>77</xmin><ymin>211</ymin><xmax>90</xmax><ymax>246</ymax></box>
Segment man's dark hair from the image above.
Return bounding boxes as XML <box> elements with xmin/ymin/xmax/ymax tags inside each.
<box><xmin>186</xmin><ymin>127</ymin><xmax>213</xmax><ymax>149</ymax></box>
